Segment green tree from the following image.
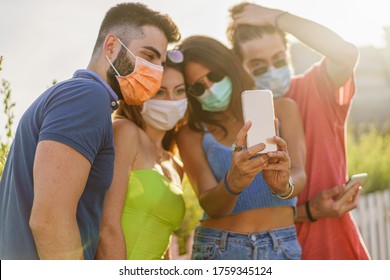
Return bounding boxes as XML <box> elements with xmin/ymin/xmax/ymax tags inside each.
<box><xmin>173</xmin><ymin>175</ymin><xmax>203</xmax><ymax>255</ymax></box>
<box><xmin>347</xmin><ymin>122</ymin><xmax>390</xmax><ymax>194</ymax></box>
<box><xmin>0</xmin><ymin>57</ymin><xmax>16</xmax><ymax>178</ymax></box>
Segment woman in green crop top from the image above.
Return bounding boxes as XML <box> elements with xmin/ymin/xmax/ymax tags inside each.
<box><xmin>95</xmin><ymin>51</ymin><xmax>187</xmax><ymax>260</ymax></box>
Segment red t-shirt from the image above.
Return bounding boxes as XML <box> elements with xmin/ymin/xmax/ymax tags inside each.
<box><xmin>286</xmin><ymin>59</ymin><xmax>370</xmax><ymax>260</ymax></box>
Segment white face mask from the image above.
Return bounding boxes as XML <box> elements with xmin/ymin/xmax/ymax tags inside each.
<box><xmin>253</xmin><ymin>65</ymin><xmax>292</xmax><ymax>98</ymax></box>
<box><xmin>141</xmin><ymin>98</ymin><xmax>188</xmax><ymax>131</ymax></box>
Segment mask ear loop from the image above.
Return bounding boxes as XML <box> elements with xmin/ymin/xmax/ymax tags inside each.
<box><xmin>105</xmin><ymin>38</ymin><xmax>137</xmax><ymax>77</ymax></box>
<box><xmin>117</xmin><ymin>38</ymin><xmax>136</xmax><ymax>59</ymax></box>
<box><xmin>118</xmin><ymin>38</ymin><xmax>163</xmax><ymax>72</ymax></box>
<box><xmin>105</xmin><ymin>55</ymin><xmax>121</xmax><ymax>76</ymax></box>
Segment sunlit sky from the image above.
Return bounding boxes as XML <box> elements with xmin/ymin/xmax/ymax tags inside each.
<box><xmin>1</xmin><ymin>0</ymin><xmax>390</xmax><ymax>137</ymax></box>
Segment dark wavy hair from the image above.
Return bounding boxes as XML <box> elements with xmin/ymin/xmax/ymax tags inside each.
<box><xmin>92</xmin><ymin>2</ymin><xmax>181</xmax><ymax>55</ymax></box>
<box><xmin>179</xmin><ymin>35</ymin><xmax>255</xmax><ymax>136</ymax></box>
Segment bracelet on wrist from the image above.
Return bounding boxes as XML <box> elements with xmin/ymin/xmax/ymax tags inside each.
<box><xmin>272</xmin><ymin>177</ymin><xmax>295</xmax><ymax>200</ymax></box>
<box><xmin>223</xmin><ymin>173</ymin><xmax>242</xmax><ymax>196</ymax></box>
<box><xmin>305</xmin><ymin>200</ymin><xmax>318</xmax><ymax>222</ymax></box>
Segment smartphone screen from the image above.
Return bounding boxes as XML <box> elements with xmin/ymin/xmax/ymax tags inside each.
<box><xmin>241</xmin><ymin>90</ymin><xmax>277</xmax><ymax>153</ymax></box>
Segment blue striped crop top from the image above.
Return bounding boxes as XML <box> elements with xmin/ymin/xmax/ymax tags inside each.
<box><xmin>201</xmin><ymin>132</ymin><xmax>296</xmax><ymax>220</ymax></box>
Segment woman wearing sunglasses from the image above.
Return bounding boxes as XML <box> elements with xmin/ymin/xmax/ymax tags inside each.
<box><xmin>176</xmin><ymin>36</ymin><xmax>306</xmax><ymax>260</ymax></box>
<box><xmin>96</xmin><ymin>54</ymin><xmax>187</xmax><ymax>260</ymax></box>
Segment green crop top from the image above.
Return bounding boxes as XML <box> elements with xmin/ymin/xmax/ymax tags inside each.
<box><xmin>121</xmin><ymin>169</ymin><xmax>185</xmax><ymax>259</ymax></box>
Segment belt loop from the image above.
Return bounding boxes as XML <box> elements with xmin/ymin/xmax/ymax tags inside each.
<box><xmin>220</xmin><ymin>231</ymin><xmax>228</xmax><ymax>252</ymax></box>
<box><xmin>269</xmin><ymin>231</ymin><xmax>279</xmax><ymax>251</ymax></box>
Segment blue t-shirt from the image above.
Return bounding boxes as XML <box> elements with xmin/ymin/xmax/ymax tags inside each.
<box><xmin>0</xmin><ymin>70</ymin><xmax>118</xmax><ymax>259</ymax></box>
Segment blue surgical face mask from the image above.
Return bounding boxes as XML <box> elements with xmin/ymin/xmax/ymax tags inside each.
<box><xmin>253</xmin><ymin>65</ymin><xmax>292</xmax><ymax>98</ymax></box>
<box><xmin>195</xmin><ymin>76</ymin><xmax>232</xmax><ymax>112</ymax></box>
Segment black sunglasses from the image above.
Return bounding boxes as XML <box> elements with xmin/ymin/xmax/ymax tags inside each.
<box><xmin>187</xmin><ymin>72</ymin><xmax>224</xmax><ymax>97</ymax></box>
<box><xmin>252</xmin><ymin>57</ymin><xmax>288</xmax><ymax>77</ymax></box>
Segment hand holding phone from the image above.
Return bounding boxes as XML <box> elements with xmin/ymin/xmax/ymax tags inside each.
<box><xmin>337</xmin><ymin>173</ymin><xmax>368</xmax><ymax>200</ymax></box>
<box><xmin>241</xmin><ymin>90</ymin><xmax>277</xmax><ymax>153</ymax></box>
<box><xmin>345</xmin><ymin>173</ymin><xmax>368</xmax><ymax>189</ymax></box>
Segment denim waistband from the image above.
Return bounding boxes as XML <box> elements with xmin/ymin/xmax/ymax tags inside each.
<box><xmin>194</xmin><ymin>225</ymin><xmax>298</xmax><ymax>252</ymax></box>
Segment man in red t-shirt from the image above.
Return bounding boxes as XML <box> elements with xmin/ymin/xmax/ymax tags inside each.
<box><xmin>228</xmin><ymin>3</ymin><xmax>370</xmax><ymax>259</ymax></box>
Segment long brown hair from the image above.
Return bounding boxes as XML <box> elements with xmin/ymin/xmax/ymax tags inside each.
<box><xmin>112</xmin><ymin>58</ymin><xmax>187</xmax><ymax>153</ymax></box>
<box><xmin>179</xmin><ymin>35</ymin><xmax>254</xmax><ymax>136</ymax></box>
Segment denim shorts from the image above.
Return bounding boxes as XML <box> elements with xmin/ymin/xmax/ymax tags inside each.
<box><xmin>191</xmin><ymin>225</ymin><xmax>302</xmax><ymax>260</ymax></box>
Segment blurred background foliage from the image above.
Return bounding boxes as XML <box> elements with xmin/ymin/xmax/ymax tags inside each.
<box><xmin>0</xmin><ymin>57</ymin><xmax>15</xmax><ymax>177</ymax></box>
<box><xmin>173</xmin><ymin>175</ymin><xmax>203</xmax><ymax>255</ymax></box>
<box><xmin>347</xmin><ymin>121</ymin><xmax>390</xmax><ymax>194</ymax></box>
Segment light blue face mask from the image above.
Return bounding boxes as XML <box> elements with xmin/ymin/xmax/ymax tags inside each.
<box><xmin>253</xmin><ymin>65</ymin><xmax>292</xmax><ymax>98</ymax></box>
<box><xmin>196</xmin><ymin>76</ymin><xmax>232</xmax><ymax>112</ymax></box>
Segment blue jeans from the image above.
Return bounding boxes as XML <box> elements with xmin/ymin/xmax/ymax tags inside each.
<box><xmin>191</xmin><ymin>225</ymin><xmax>302</xmax><ymax>260</ymax></box>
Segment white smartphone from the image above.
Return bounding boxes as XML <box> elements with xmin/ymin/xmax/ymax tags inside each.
<box><xmin>337</xmin><ymin>173</ymin><xmax>368</xmax><ymax>200</ymax></box>
<box><xmin>241</xmin><ymin>90</ymin><xmax>277</xmax><ymax>153</ymax></box>
<box><xmin>346</xmin><ymin>173</ymin><xmax>368</xmax><ymax>189</ymax></box>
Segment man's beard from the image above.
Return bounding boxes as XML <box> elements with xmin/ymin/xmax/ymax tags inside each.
<box><xmin>106</xmin><ymin>48</ymin><xmax>135</xmax><ymax>100</ymax></box>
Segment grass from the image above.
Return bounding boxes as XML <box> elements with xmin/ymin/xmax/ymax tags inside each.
<box><xmin>347</xmin><ymin>122</ymin><xmax>390</xmax><ymax>194</ymax></box>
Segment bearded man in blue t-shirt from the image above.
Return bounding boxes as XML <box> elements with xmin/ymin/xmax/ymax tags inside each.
<box><xmin>0</xmin><ymin>2</ymin><xmax>181</xmax><ymax>260</ymax></box>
